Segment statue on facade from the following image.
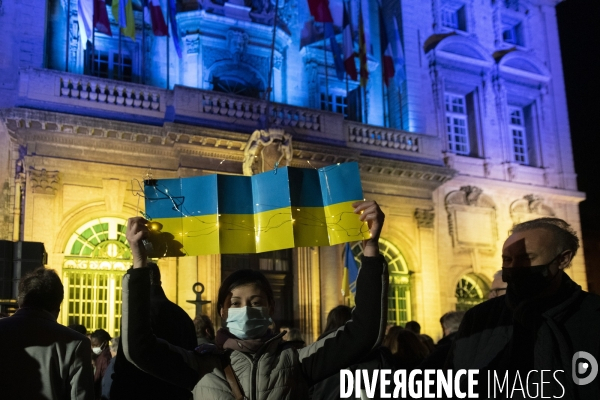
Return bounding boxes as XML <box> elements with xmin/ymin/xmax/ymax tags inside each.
<box><xmin>227</xmin><ymin>29</ymin><xmax>249</xmax><ymax>63</ymax></box>
<box><xmin>242</xmin><ymin>129</ymin><xmax>293</xmax><ymax>176</ymax></box>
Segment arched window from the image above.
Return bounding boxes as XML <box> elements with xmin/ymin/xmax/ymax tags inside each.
<box><xmin>351</xmin><ymin>238</ymin><xmax>411</xmax><ymax>326</ymax></box>
<box><xmin>455</xmin><ymin>274</ymin><xmax>489</xmax><ymax>311</ymax></box>
<box><xmin>62</xmin><ymin>218</ymin><xmax>131</xmax><ymax>335</ymax></box>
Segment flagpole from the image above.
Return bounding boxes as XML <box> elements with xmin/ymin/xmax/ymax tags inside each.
<box><xmin>65</xmin><ymin>0</ymin><xmax>70</xmax><ymax>72</ymax></box>
<box><xmin>264</xmin><ymin>0</ymin><xmax>280</xmax><ymax>131</ymax></box>
<box><xmin>167</xmin><ymin>1</ymin><xmax>170</xmax><ymax>89</ymax></box>
<box><xmin>119</xmin><ymin>28</ymin><xmax>123</xmax><ymax>81</ymax></box>
<box><xmin>323</xmin><ymin>24</ymin><xmax>330</xmax><ymax>112</ymax></box>
<box><xmin>91</xmin><ymin>1</ymin><xmax>96</xmax><ymax>77</ymax></box>
<box><xmin>142</xmin><ymin>8</ymin><xmax>146</xmax><ymax>85</ymax></box>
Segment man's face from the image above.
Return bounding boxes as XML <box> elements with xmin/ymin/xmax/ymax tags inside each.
<box><xmin>502</xmin><ymin>228</ymin><xmax>565</xmax><ymax>275</ymax></box>
<box><xmin>487</xmin><ymin>274</ymin><xmax>507</xmax><ymax>299</ymax></box>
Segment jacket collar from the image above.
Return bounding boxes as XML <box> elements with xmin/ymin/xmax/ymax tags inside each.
<box><xmin>13</xmin><ymin>307</ymin><xmax>58</xmax><ymax>322</ymax></box>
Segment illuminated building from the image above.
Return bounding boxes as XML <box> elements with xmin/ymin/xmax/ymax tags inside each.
<box><xmin>0</xmin><ymin>0</ymin><xmax>585</xmax><ymax>341</ymax></box>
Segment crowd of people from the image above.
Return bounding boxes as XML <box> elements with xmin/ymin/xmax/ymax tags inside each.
<box><xmin>1</xmin><ymin>199</ymin><xmax>599</xmax><ymax>399</ymax></box>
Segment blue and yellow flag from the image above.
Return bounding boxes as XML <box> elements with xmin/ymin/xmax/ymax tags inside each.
<box><xmin>341</xmin><ymin>242</ymin><xmax>359</xmax><ymax>303</ymax></box>
<box><xmin>112</xmin><ymin>0</ymin><xmax>136</xmax><ymax>41</ymax></box>
<box><xmin>143</xmin><ymin>162</ymin><xmax>369</xmax><ymax>256</ymax></box>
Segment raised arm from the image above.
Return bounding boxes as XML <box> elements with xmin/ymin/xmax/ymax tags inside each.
<box><xmin>121</xmin><ymin>217</ymin><xmax>205</xmax><ymax>389</ymax></box>
<box><xmin>298</xmin><ymin>200</ymin><xmax>388</xmax><ymax>384</ymax></box>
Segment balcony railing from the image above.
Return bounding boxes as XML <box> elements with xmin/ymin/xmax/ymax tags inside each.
<box><xmin>17</xmin><ymin>68</ymin><xmax>441</xmax><ymax>163</ymax></box>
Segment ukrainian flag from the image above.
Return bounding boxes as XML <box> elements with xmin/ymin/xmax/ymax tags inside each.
<box><xmin>144</xmin><ymin>175</ymin><xmax>220</xmax><ymax>256</ymax></box>
<box><xmin>318</xmin><ymin>163</ymin><xmax>370</xmax><ymax>245</ymax></box>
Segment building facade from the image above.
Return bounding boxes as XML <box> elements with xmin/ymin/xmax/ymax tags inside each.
<box><xmin>0</xmin><ymin>0</ymin><xmax>585</xmax><ymax>341</ymax></box>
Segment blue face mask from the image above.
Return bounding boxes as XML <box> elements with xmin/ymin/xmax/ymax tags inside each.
<box><xmin>226</xmin><ymin>306</ymin><xmax>273</xmax><ymax>340</ymax></box>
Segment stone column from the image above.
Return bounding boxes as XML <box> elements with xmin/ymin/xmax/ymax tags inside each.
<box><xmin>414</xmin><ymin>208</ymin><xmax>442</xmax><ymax>339</ymax></box>
<box><xmin>295</xmin><ymin>247</ymin><xmax>321</xmax><ymax>344</ymax></box>
<box><xmin>196</xmin><ymin>254</ymin><xmax>221</xmax><ymax>326</ymax></box>
<box><xmin>318</xmin><ymin>244</ymin><xmax>342</xmax><ymax>333</ymax></box>
<box><xmin>177</xmin><ymin>255</ymin><xmax>199</xmax><ymax>318</ymax></box>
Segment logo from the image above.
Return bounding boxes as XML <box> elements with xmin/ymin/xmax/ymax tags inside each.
<box><xmin>572</xmin><ymin>351</ymin><xmax>598</xmax><ymax>386</ymax></box>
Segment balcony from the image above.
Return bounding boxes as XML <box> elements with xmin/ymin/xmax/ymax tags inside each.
<box><xmin>16</xmin><ymin>68</ymin><xmax>442</xmax><ymax>164</ymax></box>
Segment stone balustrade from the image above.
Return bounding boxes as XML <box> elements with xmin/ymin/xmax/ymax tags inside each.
<box><xmin>58</xmin><ymin>76</ymin><xmax>163</xmax><ymax>111</ymax></box>
<box><xmin>18</xmin><ymin>68</ymin><xmax>441</xmax><ymax>163</ymax></box>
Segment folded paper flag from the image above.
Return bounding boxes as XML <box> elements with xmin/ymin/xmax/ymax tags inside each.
<box><xmin>144</xmin><ymin>162</ymin><xmax>368</xmax><ymax>256</ymax></box>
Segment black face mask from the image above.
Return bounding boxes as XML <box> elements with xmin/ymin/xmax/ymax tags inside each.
<box><xmin>502</xmin><ymin>254</ymin><xmax>561</xmax><ymax>304</ymax></box>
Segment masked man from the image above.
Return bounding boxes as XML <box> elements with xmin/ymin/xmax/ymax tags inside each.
<box><xmin>448</xmin><ymin>217</ymin><xmax>600</xmax><ymax>398</ymax></box>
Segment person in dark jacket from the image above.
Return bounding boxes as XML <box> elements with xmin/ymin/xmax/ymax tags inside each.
<box><xmin>122</xmin><ymin>200</ymin><xmax>388</xmax><ymax>399</ymax></box>
<box><xmin>100</xmin><ymin>336</ymin><xmax>119</xmax><ymax>399</ymax></box>
<box><xmin>91</xmin><ymin>329</ymin><xmax>112</xmax><ymax>400</ymax></box>
<box><xmin>419</xmin><ymin>311</ymin><xmax>465</xmax><ymax>369</ymax></box>
<box><xmin>448</xmin><ymin>217</ymin><xmax>600</xmax><ymax>398</ymax></box>
<box><xmin>110</xmin><ymin>262</ymin><xmax>197</xmax><ymax>400</ymax></box>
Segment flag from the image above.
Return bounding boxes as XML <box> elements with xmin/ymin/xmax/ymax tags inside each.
<box><xmin>378</xmin><ymin>7</ymin><xmax>394</xmax><ymax>86</ymax></box>
<box><xmin>168</xmin><ymin>0</ymin><xmax>183</xmax><ymax>58</ymax></box>
<box><xmin>307</xmin><ymin>0</ymin><xmax>333</xmax><ymax>23</ymax></box>
<box><xmin>358</xmin><ymin>4</ymin><xmax>368</xmax><ymax>87</ymax></box>
<box><xmin>144</xmin><ymin>0</ymin><xmax>168</xmax><ymax>36</ymax></box>
<box><xmin>324</xmin><ymin>23</ymin><xmax>345</xmax><ymax>81</ymax></box>
<box><xmin>392</xmin><ymin>16</ymin><xmax>406</xmax><ymax>83</ymax></box>
<box><xmin>342</xmin><ymin>2</ymin><xmax>357</xmax><ymax>81</ymax></box>
<box><xmin>300</xmin><ymin>20</ymin><xmax>324</xmax><ymax>49</ymax></box>
<box><xmin>112</xmin><ymin>0</ymin><xmax>136</xmax><ymax>40</ymax></box>
<box><xmin>78</xmin><ymin>0</ymin><xmax>93</xmax><ymax>48</ymax></box>
<box><xmin>341</xmin><ymin>243</ymin><xmax>360</xmax><ymax>299</ymax></box>
<box><xmin>94</xmin><ymin>0</ymin><xmax>112</xmax><ymax>36</ymax></box>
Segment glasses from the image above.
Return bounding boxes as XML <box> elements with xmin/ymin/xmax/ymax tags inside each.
<box><xmin>488</xmin><ymin>288</ymin><xmax>507</xmax><ymax>298</ymax></box>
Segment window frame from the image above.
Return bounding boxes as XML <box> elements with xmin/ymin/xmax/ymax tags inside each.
<box><xmin>445</xmin><ymin>93</ymin><xmax>470</xmax><ymax>156</ymax></box>
<box><xmin>508</xmin><ymin>106</ymin><xmax>529</xmax><ymax>165</ymax></box>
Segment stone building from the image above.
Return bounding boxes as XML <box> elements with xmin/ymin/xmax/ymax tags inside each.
<box><xmin>0</xmin><ymin>0</ymin><xmax>585</xmax><ymax>341</ymax></box>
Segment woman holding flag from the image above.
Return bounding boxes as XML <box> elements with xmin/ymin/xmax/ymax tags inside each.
<box><xmin>121</xmin><ymin>200</ymin><xmax>387</xmax><ymax>399</ymax></box>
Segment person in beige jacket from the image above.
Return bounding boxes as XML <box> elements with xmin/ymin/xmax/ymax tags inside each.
<box><xmin>123</xmin><ymin>200</ymin><xmax>388</xmax><ymax>400</ymax></box>
<box><xmin>0</xmin><ymin>267</ymin><xmax>94</xmax><ymax>400</ymax></box>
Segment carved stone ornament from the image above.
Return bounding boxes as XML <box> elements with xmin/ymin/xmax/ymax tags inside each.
<box><xmin>29</xmin><ymin>168</ymin><xmax>60</xmax><ymax>195</ymax></box>
<box><xmin>445</xmin><ymin>186</ymin><xmax>496</xmax><ymax>209</ymax></box>
<box><xmin>415</xmin><ymin>209</ymin><xmax>435</xmax><ymax>229</ymax></box>
<box><xmin>227</xmin><ymin>29</ymin><xmax>250</xmax><ymax>63</ymax></box>
<box><xmin>445</xmin><ymin>186</ymin><xmax>497</xmax><ymax>251</ymax></box>
<box><xmin>510</xmin><ymin>194</ymin><xmax>555</xmax><ymax>224</ymax></box>
<box><xmin>242</xmin><ymin>129</ymin><xmax>293</xmax><ymax>176</ymax></box>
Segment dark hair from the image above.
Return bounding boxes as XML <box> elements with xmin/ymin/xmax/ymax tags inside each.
<box><xmin>511</xmin><ymin>217</ymin><xmax>580</xmax><ymax>261</ymax></box>
<box><xmin>91</xmin><ymin>329</ymin><xmax>112</xmax><ymax>343</ymax></box>
<box><xmin>323</xmin><ymin>305</ymin><xmax>353</xmax><ymax>334</ymax></box>
<box><xmin>17</xmin><ymin>267</ymin><xmax>63</xmax><ymax>312</ymax></box>
<box><xmin>383</xmin><ymin>328</ymin><xmax>430</xmax><ymax>365</ymax></box>
<box><xmin>194</xmin><ymin>315</ymin><xmax>215</xmax><ymax>338</ymax></box>
<box><xmin>419</xmin><ymin>334</ymin><xmax>436</xmax><ymax>353</ymax></box>
<box><xmin>217</xmin><ymin>269</ymin><xmax>274</xmax><ymax>314</ymax></box>
<box><xmin>404</xmin><ymin>321</ymin><xmax>421</xmax><ymax>334</ymax></box>
<box><xmin>440</xmin><ymin>311</ymin><xmax>465</xmax><ymax>334</ymax></box>
<box><xmin>147</xmin><ymin>262</ymin><xmax>161</xmax><ymax>286</ymax></box>
<box><xmin>68</xmin><ymin>324</ymin><xmax>88</xmax><ymax>336</ymax></box>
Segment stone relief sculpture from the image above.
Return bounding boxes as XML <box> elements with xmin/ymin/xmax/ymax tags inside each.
<box><xmin>242</xmin><ymin>129</ymin><xmax>293</xmax><ymax>176</ymax></box>
<box><xmin>445</xmin><ymin>186</ymin><xmax>497</xmax><ymax>250</ymax></box>
<box><xmin>510</xmin><ymin>194</ymin><xmax>555</xmax><ymax>224</ymax></box>
<box><xmin>227</xmin><ymin>29</ymin><xmax>249</xmax><ymax>63</ymax></box>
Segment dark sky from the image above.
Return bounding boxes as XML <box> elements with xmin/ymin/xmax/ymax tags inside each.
<box><xmin>556</xmin><ymin>0</ymin><xmax>600</xmax><ymax>230</ymax></box>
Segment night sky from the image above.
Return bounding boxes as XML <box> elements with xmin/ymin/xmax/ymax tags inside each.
<box><xmin>556</xmin><ymin>0</ymin><xmax>600</xmax><ymax>292</ymax></box>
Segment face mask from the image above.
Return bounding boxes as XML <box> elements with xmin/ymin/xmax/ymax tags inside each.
<box><xmin>226</xmin><ymin>306</ymin><xmax>273</xmax><ymax>340</ymax></box>
<box><xmin>92</xmin><ymin>346</ymin><xmax>103</xmax><ymax>355</ymax></box>
<box><xmin>502</xmin><ymin>254</ymin><xmax>561</xmax><ymax>303</ymax></box>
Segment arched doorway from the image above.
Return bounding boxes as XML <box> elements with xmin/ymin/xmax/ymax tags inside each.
<box><xmin>61</xmin><ymin>218</ymin><xmax>131</xmax><ymax>336</ymax></box>
<box><xmin>351</xmin><ymin>238</ymin><xmax>411</xmax><ymax>326</ymax></box>
<box><xmin>455</xmin><ymin>274</ymin><xmax>489</xmax><ymax>311</ymax></box>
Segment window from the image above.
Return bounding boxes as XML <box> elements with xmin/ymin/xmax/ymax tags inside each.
<box><xmin>502</xmin><ymin>22</ymin><xmax>524</xmax><ymax>46</ymax></box>
<box><xmin>445</xmin><ymin>93</ymin><xmax>470</xmax><ymax>155</ymax></box>
<box><xmin>441</xmin><ymin>4</ymin><xmax>466</xmax><ymax>31</ymax></box>
<box><xmin>508</xmin><ymin>106</ymin><xmax>528</xmax><ymax>164</ymax></box>
<box><xmin>62</xmin><ymin>218</ymin><xmax>131</xmax><ymax>336</ymax></box>
<box><xmin>455</xmin><ymin>274</ymin><xmax>488</xmax><ymax>311</ymax></box>
<box><xmin>351</xmin><ymin>239</ymin><xmax>411</xmax><ymax>325</ymax></box>
<box><xmin>320</xmin><ymin>91</ymin><xmax>348</xmax><ymax>118</ymax></box>
<box><xmin>86</xmin><ymin>48</ymin><xmax>133</xmax><ymax>82</ymax></box>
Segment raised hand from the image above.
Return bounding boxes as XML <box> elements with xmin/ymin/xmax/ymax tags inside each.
<box><xmin>352</xmin><ymin>200</ymin><xmax>385</xmax><ymax>257</ymax></box>
<box><xmin>126</xmin><ymin>216</ymin><xmax>150</xmax><ymax>268</ymax></box>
